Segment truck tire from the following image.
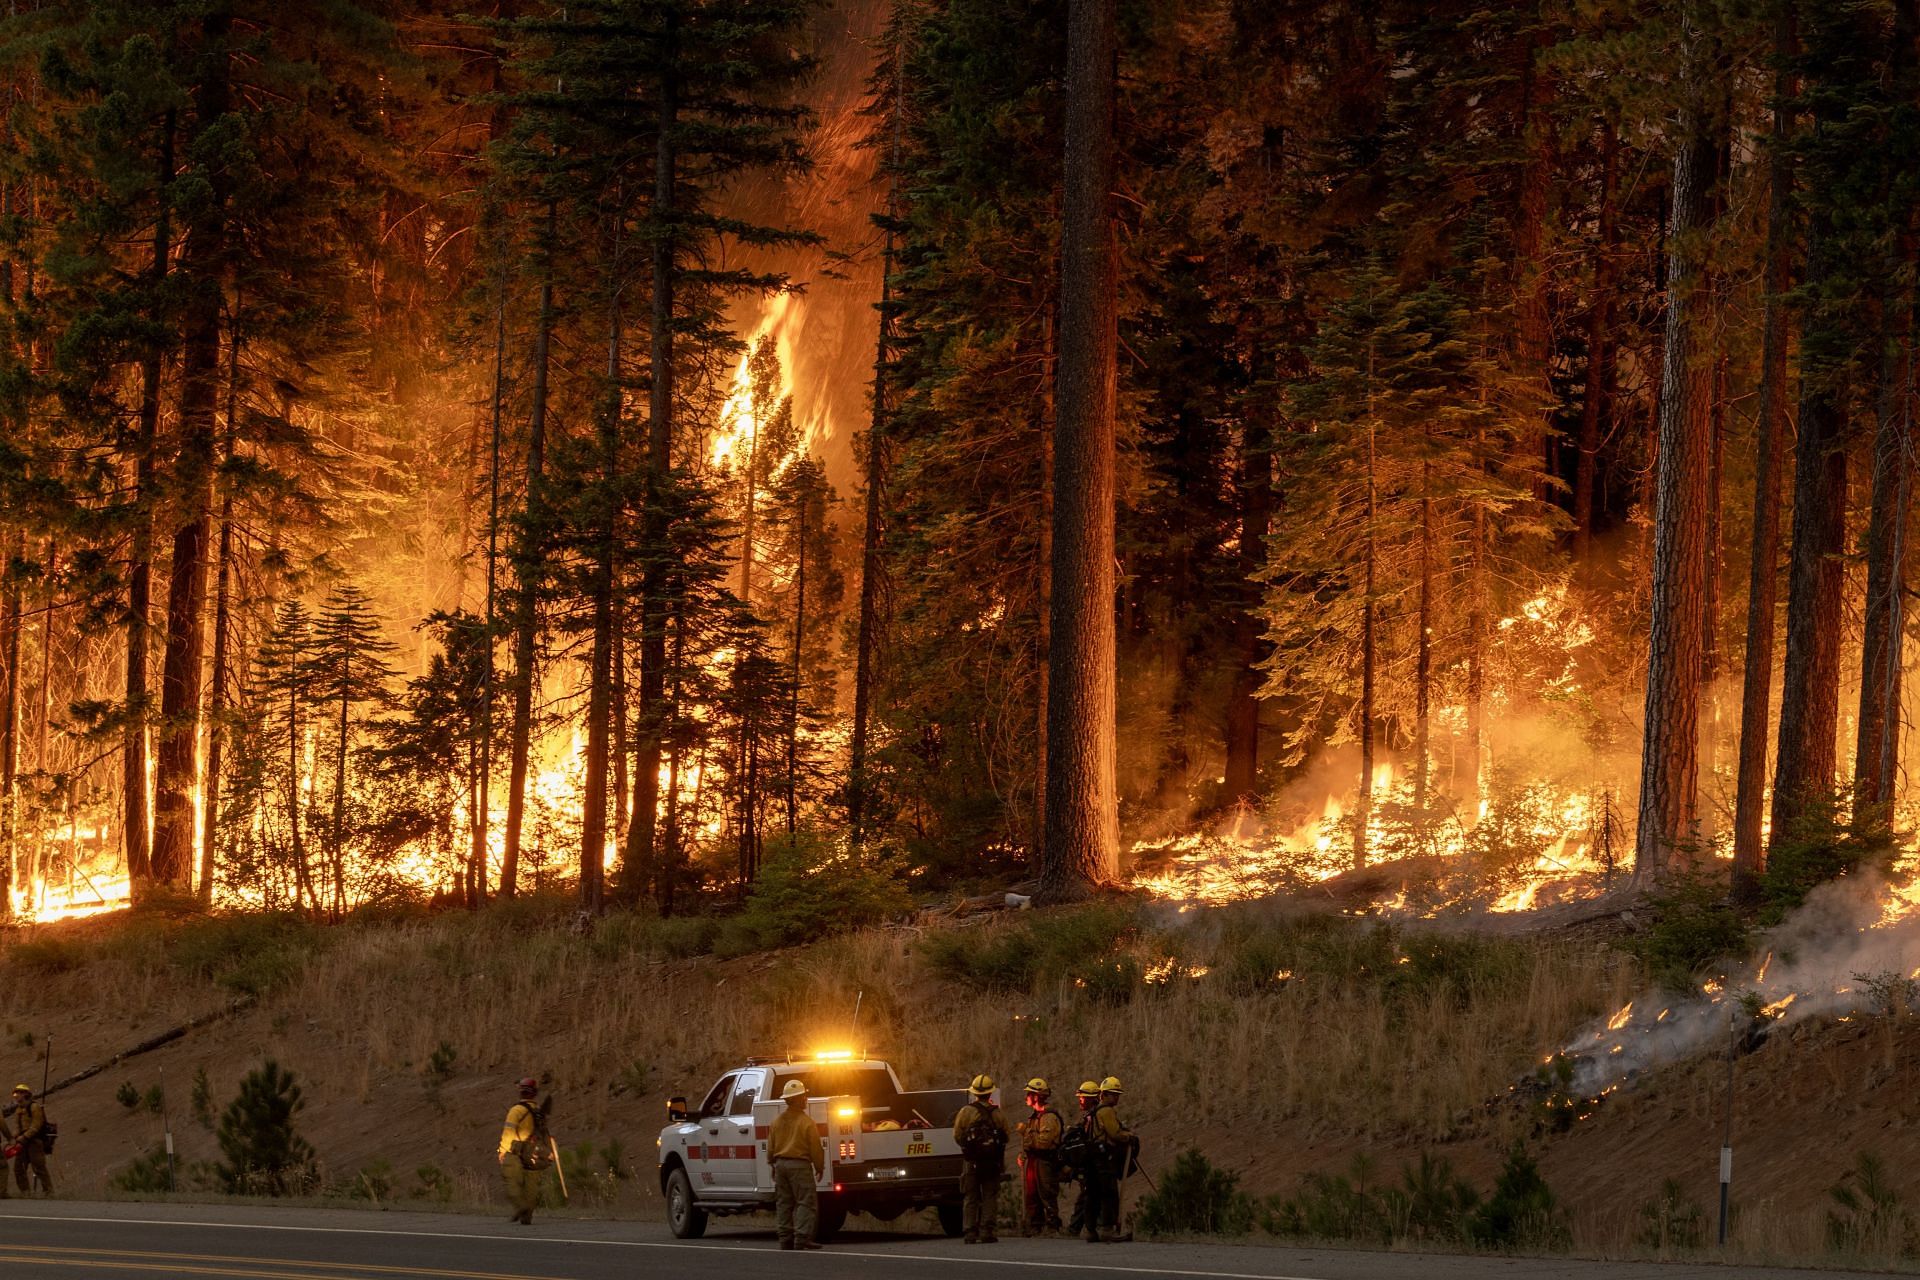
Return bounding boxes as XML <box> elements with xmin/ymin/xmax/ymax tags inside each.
<box><xmin>665</xmin><ymin>1167</ymin><xmax>708</xmax><ymax>1240</ymax></box>
<box><xmin>815</xmin><ymin>1200</ymin><xmax>848</xmax><ymax>1243</ymax></box>
<box><xmin>936</xmin><ymin>1203</ymin><xmax>964</xmax><ymax>1238</ymax></box>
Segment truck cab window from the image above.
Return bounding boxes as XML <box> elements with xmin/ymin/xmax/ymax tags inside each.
<box><xmin>700</xmin><ymin>1074</ymin><xmax>737</xmax><ymax>1120</ymax></box>
<box><xmin>727</xmin><ymin>1074</ymin><xmax>761</xmax><ymax>1118</ymax></box>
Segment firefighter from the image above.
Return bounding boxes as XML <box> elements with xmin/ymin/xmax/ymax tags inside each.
<box><xmin>1017</xmin><ymin>1077</ymin><xmax>1063</xmax><ymax>1235</ymax></box>
<box><xmin>770</xmin><ymin>1080</ymin><xmax>824</xmax><ymax>1250</ymax></box>
<box><xmin>1086</xmin><ymin>1076</ymin><xmax>1136</xmax><ymax>1243</ymax></box>
<box><xmin>496</xmin><ymin>1077</ymin><xmax>547</xmax><ymax>1225</ymax></box>
<box><xmin>952</xmin><ymin>1074</ymin><xmax>1011</xmax><ymax>1244</ymax></box>
<box><xmin>1065</xmin><ymin>1080</ymin><xmax>1100</xmax><ymax>1238</ymax></box>
<box><xmin>7</xmin><ymin>1085</ymin><xmax>51</xmax><ymax>1197</ymax></box>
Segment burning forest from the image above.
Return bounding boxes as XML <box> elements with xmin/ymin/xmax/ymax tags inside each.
<box><xmin>0</xmin><ymin>0</ymin><xmax>1918</xmax><ymax>1061</ymax></box>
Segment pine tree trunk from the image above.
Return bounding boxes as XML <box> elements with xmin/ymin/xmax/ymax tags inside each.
<box><xmin>1038</xmin><ymin>0</ymin><xmax>1119</xmax><ymax>903</ymax></box>
<box><xmin>848</xmin><ymin>237</ymin><xmax>890</xmax><ymax>840</ymax></box>
<box><xmin>787</xmin><ymin>502</ymin><xmax>805</xmax><ymax>837</ymax></box>
<box><xmin>1853</xmin><ymin>264</ymin><xmax>1914</xmax><ymax>814</ymax></box>
<box><xmin>580</xmin><ymin>298</ymin><xmax>622</xmax><ymax>917</ymax></box>
<box><xmin>153</xmin><ymin>12</ymin><xmax>234</xmax><ymax>890</ymax></box>
<box><xmin>1632</xmin><ymin>54</ymin><xmax>1719</xmax><ymax>879</ymax></box>
<box><xmin>200</xmin><ymin>317</ymin><xmax>241</xmax><ymax>906</ymax></box>
<box><xmin>477</xmin><ymin>295</ymin><xmax>506</xmax><ymax>909</ymax></box>
<box><xmin>332</xmin><ymin>678</ymin><xmax>348</xmax><ymax>920</ymax></box>
<box><xmin>1573</xmin><ymin>119</ymin><xmax>1619</xmax><ymax>573</ymax></box>
<box><xmin>1465</xmin><ymin>505</ymin><xmax>1486</xmax><ymax>810</ymax></box>
<box><xmin>1771</xmin><ymin>212</ymin><xmax>1850</xmax><ymax>845</ymax></box>
<box><xmin>1223</xmin><ymin>415</ymin><xmax>1271</xmax><ymax>805</ymax></box>
<box><xmin>288</xmin><ymin>642</ymin><xmax>308</xmax><ymax>913</ymax></box>
<box><xmin>124</xmin><ymin>110</ymin><xmax>176</xmax><ymax>889</ymax></box>
<box><xmin>0</xmin><ymin>532</ymin><xmax>18</xmax><ymax>915</ymax></box>
<box><xmin>1513</xmin><ymin>36</ymin><xmax>1556</xmax><ymax>491</ymax></box>
<box><xmin>1732</xmin><ymin>5</ymin><xmax>1797</xmax><ymax>893</ymax></box>
<box><xmin>626</xmin><ymin>35</ymin><xmax>679</xmax><ymax>906</ymax></box>
<box><xmin>1415</xmin><ymin>449</ymin><xmax>1432</xmax><ymax>814</ymax></box>
<box><xmin>503</xmin><ymin>203</ymin><xmax>557</xmax><ymax>899</ymax></box>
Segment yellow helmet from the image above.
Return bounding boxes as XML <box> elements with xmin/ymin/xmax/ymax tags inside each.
<box><xmin>1025</xmin><ymin>1077</ymin><xmax>1050</xmax><ymax>1094</ymax></box>
<box><xmin>1099</xmin><ymin>1076</ymin><xmax>1123</xmax><ymax>1094</ymax></box>
<box><xmin>969</xmin><ymin>1073</ymin><xmax>995</xmax><ymax>1095</ymax></box>
<box><xmin>780</xmin><ymin>1080</ymin><xmax>809</xmax><ymax>1100</ymax></box>
<box><xmin>1076</xmin><ymin>1080</ymin><xmax>1099</xmax><ymax>1096</ymax></box>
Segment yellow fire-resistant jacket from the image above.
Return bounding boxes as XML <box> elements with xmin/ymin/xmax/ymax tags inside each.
<box><xmin>1093</xmin><ymin>1103</ymin><xmax>1130</xmax><ymax>1145</ymax></box>
<box><xmin>7</xmin><ymin>1101</ymin><xmax>45</xmax><ymax>1144</ymax></box>
<box><xmin>1020</xmin><ymin>1107</ymin><xmax>1064</xmax><ymax>1152</ymax></box>
<box><xmin>499</xmin><ymin>1101</ymin><xmax>536</xmax><ymax>1159</ymax></box>
<box><xmin>769</xmin><ymin>1104</ymin><xmax>824</xmax><ymax>1170</ymax></box>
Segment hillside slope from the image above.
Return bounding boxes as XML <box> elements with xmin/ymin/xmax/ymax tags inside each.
<box><xmin>0</xmin><ymin>899</ymin><xmax>1912</xmax><ymax>1264</ymax></box>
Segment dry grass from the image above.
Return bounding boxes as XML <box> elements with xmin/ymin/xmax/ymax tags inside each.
<box><xmin>20</xmin><ymin>895</ymin><xmax>1918</xmax><ymax>1271</ymax></box>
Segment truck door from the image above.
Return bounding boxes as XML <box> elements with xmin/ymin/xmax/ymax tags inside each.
<box><xmin>711</xmin><ymin>1069</ymin><xmax>764</xmax><ymax>1193</ymax></box>
<box><xmin>692</xmin><ymin>1072</ymin><xmax>738</xmax><ymax>1195</ymax></box>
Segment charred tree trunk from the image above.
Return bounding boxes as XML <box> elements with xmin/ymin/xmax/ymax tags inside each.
<box><xmin>503</xmin><ymin>203</ymin><xmax>557</xmax><ymax>899</ymax></box>
<box><xmin>1732</xmin><ymin>7</ymin><xmax>1797</xmax><ymax>893</ymax></box>
<box><xmin>1415</xmin><ymin>448</ymin><xmax>1433</xmax><ymax>813</ymax></box>
<box><xmin>124</xmin><ymin>110</ymin><xmax>175</xmax><ymax>888</ymax></box>
<box><xmin>625</xmin><ymin>31</ymin><xmax>679</xmax><ymax>906</ymax></box>
<box><xmin>1038</xmin><ymin>0</ymin><xmax>1119</xmax><ymax>903</ymax></box>
<box><xmin>1513</xmin><ymin>36</ymin><xmax>1556</xmax><ymax>491</ymax></box>
<box><xmin>153</xmin><ymin>12</ymin><xmax>234</xmax><ymax>890</ymax></box>
<box><xmin>1223</xmin><ymin>415</ymin><xmax>1272</xmax><ymax>805</ymax></box>
<box><xmin>1633</xmin><ymin>35</ymin><xmax>1719</xmax><ymax>880</ymax></box>
<box><xmin>1574</xmin><ymin>119</ymin><xmax>1619</xmax><ymax>573</ymax></box>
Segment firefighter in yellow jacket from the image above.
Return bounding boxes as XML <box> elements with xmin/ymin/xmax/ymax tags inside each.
<box><xmin>496</xmin><ymin>1077</ymin><xmax>548</xmax><ymax>1225</ymax></box>
<box><xmin>6</xmin><ymin>1085</ymin><xmax>52</xmax><ymax>1197</ymax></box>
<box><xmin>1017</xmin><ymin>1077</ymin><xmax>1064</xmax><ymax>1234</ymax></box>
<box><xmin>1086</xmin><ymin>1076</ymin><xmax>1136</xmax><ymax>1243</ymax></box>
<box><xmin>952</xmin><ymin>1074</ymin><xmax>1012</xmax><ymax>1244</ymax></box>
<box><xmin>769</xmin><ymin>1080</ymin><xmax>824</xmax><ymax>1250</ymax></box>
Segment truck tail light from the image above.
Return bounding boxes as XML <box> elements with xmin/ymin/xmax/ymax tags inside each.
<box><xmin>838</xmin><ymin>1140</ymin><xmax>857</xmax><ymax>1160</ymax></box>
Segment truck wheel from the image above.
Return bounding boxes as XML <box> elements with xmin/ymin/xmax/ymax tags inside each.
<box><xmin>816</xmin><ymin>1200</ymin><xmax>848</xmax><ymax>1243</ymax></box>
<box><xmin>936</xmin><ymin>1203</ymin><xmax>964</xmax><ymax>1238</ymax></box>
<box><xmin>666</xmin><ymin>1167</ymin><xmax>708</xmax><ymax>1240</ymax></box>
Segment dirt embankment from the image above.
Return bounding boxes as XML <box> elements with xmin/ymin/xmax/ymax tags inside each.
<box><xmin>0</xmin><ymin>902</ymin><xmax>1913</xmax><ymax>1260</ymax></box>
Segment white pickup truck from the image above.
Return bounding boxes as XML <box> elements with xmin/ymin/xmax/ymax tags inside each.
<box><xmin>657</xmin><ymin>1053</ymin><xmax>971</xmax><ymax>1241</ymax></box>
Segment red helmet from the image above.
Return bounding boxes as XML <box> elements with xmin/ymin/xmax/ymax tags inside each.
<box><xmin>517</xmin><ymin>1076</ymin><xmax>538</xmax><ymax>1097</ymax></box>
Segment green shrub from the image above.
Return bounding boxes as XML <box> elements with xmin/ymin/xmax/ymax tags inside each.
<box><xmin>1268</xmin><ymin>1154</ymin><xmax>1393</xmax><ymax>1244</ymax></box>
<box><xmin>215</xmin><ymin>1060</ymin><xmax>318</xmax><ymax>1196</ymax></box>
<box><xmin>425</xmin><ymin>1041</ymin><xmax>458</xmax><ymax>1081</ymax></box>
<box><xmin>344</xmin><ymin>1158</ymin><xmax>395</xmax><ymax>1202</ymax></box>
<box><xmin>191</xmin><ymin>1067</ymin><xmax>215</xmax><ymax>1129</ymax></box>
<box><xmin>1764</xmin><ymin>798</ymin><xmax>1900</xmax><ymax>927</ymax></box>
<box><xmin>1136</xmin><ymin>1149</ymin><xmax>1256</xmax><ymax>1238</ymax></box>
<box><xmin>1624</xmin><ymin>873</ymin><xmax>1751</xmax><ymax>991</ymax></box>
<box><xmin>1468</xmin><ymin>1145</ymin><xmax>1568</xmax><ymax>1251</ymax></box>
<box><xmin>413</xmin><ymin>1163</ymin><xmax>453</xmax><ymax>1201</ymax></box>
<box><xmin>1396</xmin><ymin>1152</ymin><xmax>1481</xmax><ymax>1243</ymax></box>
<box><xmin>9</xmin><ymin>937</ymin><xmax>81</xmax><ymax>974</ymax></box>
<box><xmin>168</xmin><ymin>914</ymin><xmax>323</xmax><ymax>994</ymax></box>
<box><xmin>1827</xmin><ymin>1152</ymin><xmax>1912</xmax><ymax>1256</ymax></box>
<box><xmin>1638</xmin><ymin>1177</ymin><xmax>1706</xmax><ymax>1251</ymax></box>
<box><xmin>143</xmin><ymin>1084</ymin><xmax>165</xmax><ymax>1114</ymax></box>
<box><xmin>921</xmin><ymin>901</ymin><xmax>1143</xmax><ymax>995</ymax></box>
<box><xmin>116</xmin><ymin>1081</ymin><xmax>141</xmax><ymax>1110</ymax></box>
<box><xmin>111</xmin><ymin>1146</ymin><xmax>176</xmax><ymax>1194</ymax></box>
<box><xmin>715</xmin><ymin>835</ymin><xmax>911</xmax><ymax>957</ymax></box>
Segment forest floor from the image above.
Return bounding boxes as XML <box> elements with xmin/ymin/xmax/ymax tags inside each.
<box><xmin>3</xmin><ymin>893</ymin><xmax>1918</xmax><ymax>1270</ymax></box>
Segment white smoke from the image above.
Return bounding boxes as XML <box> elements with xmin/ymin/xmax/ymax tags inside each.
<box><xmin>1560</xmin><ymin>872</ymin><xmax>1920</xmax><ymax>1096</ymax></box>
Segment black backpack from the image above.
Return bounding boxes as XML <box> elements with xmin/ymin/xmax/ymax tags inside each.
<box><xmin>515</xmin><ymin>1098</ymin><xmax>554</xmax><ymax>1170</ymax></box>
<box><xmin>1056</xmin><ymin>1120</ymin><xmax>1092</xmax><ymax>1172</ymax></box>
<box><xmin>959</xmin><ymin>1104</ymin><xmax>1006</xmax><ymax>1165</ymax></box>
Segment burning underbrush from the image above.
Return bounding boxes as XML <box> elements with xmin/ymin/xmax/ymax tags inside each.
<box><xmin>1542</xmin><ymin>868</ymin><xmax>1920</xmax><ymax>1103</ymax></box>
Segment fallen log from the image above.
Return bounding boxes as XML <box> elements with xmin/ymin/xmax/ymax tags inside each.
<box><xmin>44</xmin><ymin>999</ymin><xmax>254</xmax><ymax>1099</ymax></box>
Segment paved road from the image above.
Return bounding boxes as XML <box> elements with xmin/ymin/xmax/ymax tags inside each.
<box><xmin>0</xmin><ymin>1200</ymin><xmax>1879</xmax><ymax>1279</ymax></box>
